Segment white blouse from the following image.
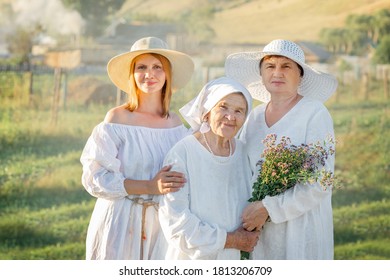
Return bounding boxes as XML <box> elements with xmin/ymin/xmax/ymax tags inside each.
<box><xmin>80</xmin><ymin>122</ymin><xmax>189</xmax><ymax>259</ymax></box>
<box><xmin>240</xmin><ymin>97</ymin><xmax>335</xmax><ymax>259</ymax></box>
<box><xmin>154</xmin><ymin>135</ymin><xmax>252</xmax><ymax>260</ymax></box>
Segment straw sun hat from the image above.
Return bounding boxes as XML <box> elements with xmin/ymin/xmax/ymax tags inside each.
<box><xmin>225</xmin><ymin>39</ymin><xmax>338</xmax><ymax>103</ymax></box>
<box><xmin>107</xmin><ymin>37</ymin><xmax>194</xmax><ymax>94</ymax></box>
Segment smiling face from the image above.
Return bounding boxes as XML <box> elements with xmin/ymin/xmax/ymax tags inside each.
<box><xmin>260</xmin><ymin>55</ymin><xmax>302</xmax><ymax>96</ymax></box>
<box><xmin>206</xmin><ymin>93</ymin><xmax>248</xmax><ymax>140</ymax></box>
<box><xmin>133</xmin><ymin>53</ymin><xmax>166</xmax><ymax>95</ymax></box>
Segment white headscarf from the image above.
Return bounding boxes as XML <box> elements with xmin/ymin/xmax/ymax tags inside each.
<box><xmin>179</xmin><ymin>76</ymin><xmax>253</xmax><ymax>131</ymax></box>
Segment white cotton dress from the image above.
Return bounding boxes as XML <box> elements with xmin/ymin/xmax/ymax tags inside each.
<box><xmin>240</xmin><ymin>97</ymin><xmax>335</xmax><ymax>260</ymax></box>
<box><xmin>153</xmin><ymin>135</ymin><xmax>252</xmax><ymax>260</ymax></box>
<box><xmin>80</xmin><ymin>122</ymin><xmax>189</xmax><ymax>260</ymax></box>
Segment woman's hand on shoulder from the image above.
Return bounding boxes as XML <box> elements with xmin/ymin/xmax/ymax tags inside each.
<box><xmin>150</xmin><ymin>165</ymin><xmax>187</xmax><ymax>195</ymax></box>
<box><xmin>124</xmin><ymin>165</ymin><xmax>186</xmax><ymax>195</ymax></box>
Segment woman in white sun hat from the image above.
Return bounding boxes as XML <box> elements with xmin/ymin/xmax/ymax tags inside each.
<box><xmin>80</xmin><ymin>37</ymin><xmax>194</xmax><ymax>259</ymax></box>
<box><xmin>225</xmin><ymin>39</ymin><xmax>338</xmax><ymax>259</ymax></box>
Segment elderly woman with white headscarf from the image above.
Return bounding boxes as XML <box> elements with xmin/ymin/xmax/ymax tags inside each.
<box><xmin>153</xmin><ymin>76</ymin><xmax>259</xmax><ymax>260</ymax></box>
<box><xmin>225</xmin><ymin>39</ymin><xmax>338</xmax><ymax>259</ymax></box>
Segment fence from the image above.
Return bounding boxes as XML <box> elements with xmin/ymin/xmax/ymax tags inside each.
<box><xmin>0</xmin><ymin>65</ymin><xmax>109</xmax><ymax>125</ymax></box>
<box><xmin>1</xmin><ymin>62</ymin><xmax>389</xmax><ymax>117</ymax></box>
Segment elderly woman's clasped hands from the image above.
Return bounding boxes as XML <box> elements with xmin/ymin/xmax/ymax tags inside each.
<box><xmin>242</xmin><ymin>201</ymin><xmax>269</xmax><ymax>232</ymax></box>
<box><xmin>225</xmin><ymin>226</ymin><xmax>260</xmax><ymax>253</ymax></box>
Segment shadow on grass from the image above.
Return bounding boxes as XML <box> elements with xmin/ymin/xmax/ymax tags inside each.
<box><xmin>0</xmin><ymin>129</ymin><xmax>88</xmax><ymax>163</ymax></box>
<box><xmin>0</xmin><ymin>182</ymin><xmax>93</xmax><ymax>212</ymax></box>
<box><xmin>332</xmin><ymin>186</ymin><xmax>389</xmax><ymax>208</ymax></box>
<box><xmin>0</xmin><ymin>185</ymin><xmax>94</xmax><ymax>250</ymax></box>
<box><xmin>0</xmin><ymin>220</ymin><xmax>64</xmax><ymax>248</ymax></box>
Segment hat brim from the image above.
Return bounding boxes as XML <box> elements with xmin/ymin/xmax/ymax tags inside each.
<box><xmin>225</xmin><ymin>51</ymin><xmax>338</xmax><ymax>103</ymax></box>
<box><xmin>107</xmin><ymin>49</ymin><xmax>194</xmax><ymax>94</ymax></box>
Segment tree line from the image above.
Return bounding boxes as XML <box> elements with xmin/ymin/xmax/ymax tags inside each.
<box><xmin>319</xmin><ymin>9</ymin><xmax>390</xmax><ymax>63</ymax></box>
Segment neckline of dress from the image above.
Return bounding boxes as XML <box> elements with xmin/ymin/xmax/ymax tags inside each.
<box><xmin>201</xmin><ymin>133</ymin><xmax>233</xmax><ymax>164</ymax></box>
<box><xmin>264</xmin><ymin>95</ymin><xmax>305</xmax><ymax>129</ymax></box>
<box><xmin>104</xmin><ymin>122</ymin><xmax>185</xmax><ymax>131</ymax></box>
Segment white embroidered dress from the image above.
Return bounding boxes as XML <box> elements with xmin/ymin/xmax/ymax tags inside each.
<box><xmin>240</xmin><ymin>97</ymin><xmax>335</xmax><ymax>260</ymax></box>
<box><xmin>155</xmin><ymin>135</ymin><xmax>252</xmax><ymax>260</ymax></box>
<box><xmin>80</xmin><ymin>122</ymin><xmax>188</xmax><ymax>259</ymax></box>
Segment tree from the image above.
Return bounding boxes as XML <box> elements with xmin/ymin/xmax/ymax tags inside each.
<box><xmin>320</xmin><ymin>9</ymin><xmax>390</xmax><ymax>55</ymax></box>
<box><xmin>62</xmin><ymin>0</ymin><xmax>126</xmax><ymax>37</ymax></box>
<box><xmin>6</xmin><ymin>27</ymin><xmax>34</xmax><ymax>65</ymax></box>
<box><xmin>373</xmin><ymin>35</ymin><xmax>390</xmax><ymax>64</ymax></box>
<box><xmin>345</xmin><ymin>14</ymin><xmax>373</xmax><ymax>42</ymax></box>
<box><xmin>373</xmin><ymin>9</ymin><xmax>390</xmax><ymax>45</ymax></box>
<box><xmin>319</xmin><ymin>28</ymin><xmax>348</xmax><ymax>53</ymax></box>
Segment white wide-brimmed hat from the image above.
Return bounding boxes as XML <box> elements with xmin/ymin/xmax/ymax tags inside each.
<box><xmin>180</xmin><ymin>76</ymin><xmax>252</xmax><ymax>131</ymax></box>
<box><xmin>225</xmin><ymin>39</ymin><xmax>338</xmax><ymax>103</ymax></box>
<box><xmin>107</xmin><ymin>37</ymin><xmax>194</xmax><ymax>93</ymax></box>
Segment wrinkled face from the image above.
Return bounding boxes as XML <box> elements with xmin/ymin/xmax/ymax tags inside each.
<box><xmin>207</xmin><ymin>93</ymin><xmax>247</xmax><ymax>140</ymax></box>
<box><xmin>133</xmin><ymin>54</ymin><xmax>166</xmax><ymax>94</ymax></box>
<box><xmin>260</xmin><ymin>56</ymin><xmax>302</xmax><ymax>95</ymax></box>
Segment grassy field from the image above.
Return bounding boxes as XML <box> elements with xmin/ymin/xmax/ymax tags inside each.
<box><xmin>328</xmin><ymin>79</ymin><xmax>390</xmax><ymax>260</ymax></box>
<box><xmin>0</xmin><ymin>70</ymin><xmax>389</xmax><ymax>260</ymax></box>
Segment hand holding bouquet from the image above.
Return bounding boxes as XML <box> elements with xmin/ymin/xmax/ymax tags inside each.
<box><xmin>250</xmin><ymin>133</ymin><xmax>336</xmax><ymax>202</ymax></box>
<box><xmin>241</xmin><ymin>134</ymin><xmax>336</xmax><ymax>259</ymax></box>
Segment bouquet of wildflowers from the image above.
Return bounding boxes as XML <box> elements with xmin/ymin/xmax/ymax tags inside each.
<box><xmin>249</xmin><ymin>134</ymin><xmax>336</xmax><ymax>202</ymax></box>
<box><xmin>241</xmin><ymin>134</ymin><xmax>336</xmax><ymax>260</ymax></box>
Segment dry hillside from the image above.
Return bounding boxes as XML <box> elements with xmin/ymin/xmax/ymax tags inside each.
<box><xmin>119</xmin><ymin>0</ymin><xmax>390</xmax><ymax>44</ymax></box>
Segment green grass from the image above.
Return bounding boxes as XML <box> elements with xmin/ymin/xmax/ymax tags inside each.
<box><xmin>0</xmin><ymin>72</ymin><xmax>389</xmax><ymax>259</ymax></box>
<box><xmin>326</xmin><ymin>84</ymin><xmax>390</xmax><ymax>260</ymax></box>
<box><xmin>335</xmin><ymin>239</ymin><xmax>390</xmax><ymax>260</ymax></box>
<box><xmin>0</xmin><ymin>85</ymin><xmax>107</xmax><ymax>258</ymax></box>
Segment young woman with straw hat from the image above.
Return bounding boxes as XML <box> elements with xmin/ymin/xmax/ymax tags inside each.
<box><xmin>225</xmin><ymin>39</ymin><xmax>338</xmax><ymax>259</ymax></box>
<box><xmin>80</xmin><ymin>37</ymin><xmax>194</xmax><ymax>259</ymax></box>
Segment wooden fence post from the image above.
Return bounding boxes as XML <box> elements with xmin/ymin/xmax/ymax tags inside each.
<box><xmin>384</xmin><ymin>68</ymin><xmax>389</xmax><ymax>101</ymax></box>
<box><xmin>51</xmin><ymin>67</ymin><xmax>62</xmax><ymax>126</ymax></box>
<box><xmin>28</xmin><ymin>70</ymin><xmax>33</xmax><ymax>106</ymax></box>
<box><xmin>62</xmin><ymin>71</ymin><xmax>68</xmax><ymax>110</ymax></box>
<box><xmin>361</xmin><ymin>72</ymin><xmax>369</xmax><ymax>101</ymax></box>
<box><xmin>335</xmin><ymin>77</ymin><xmax>341</xmax><ymax>103</ymax></box>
